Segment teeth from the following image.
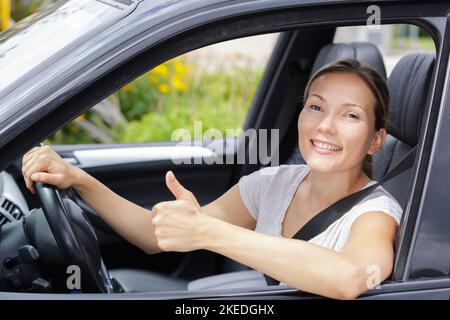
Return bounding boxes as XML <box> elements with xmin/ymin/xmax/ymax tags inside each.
<box><xmin>313</xmin><ymin>140</ymin><xmax>342</xmax><ymax>151</ymax></box>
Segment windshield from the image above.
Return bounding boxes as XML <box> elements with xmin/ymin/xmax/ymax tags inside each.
<box><xmin>0</xmin><ymin>0</ymin><xmax>135</xmax><ymax>95</ymax></box>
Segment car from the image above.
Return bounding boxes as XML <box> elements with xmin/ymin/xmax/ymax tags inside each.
<box><xmin>0</xmin><ymin>0</ymin><xmax>449</xmax><ymax>300</ymax></box>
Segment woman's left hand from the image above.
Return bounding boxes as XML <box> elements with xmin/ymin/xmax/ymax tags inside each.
<box><xmin>151</xmin><ymin>171</ymin><xmax>212</xmax><ymax>252</ymax></box>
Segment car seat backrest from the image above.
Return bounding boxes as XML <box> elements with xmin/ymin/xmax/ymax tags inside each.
<box><xmin>311</xmin><ymin>42</ymin><xmax>387</xmax><ymax>78</ymax></box>
<box><xmin>285</xmin><ymin>42</ymin><xmax>387</xmax><ymax>164</ymax></box>
<box><xmin>373</xmin><ymin>53</ymin><xmax>435</xmax><ymax>208</ymax></box>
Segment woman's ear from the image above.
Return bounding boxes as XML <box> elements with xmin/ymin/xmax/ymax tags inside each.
<box><xmin>368</xmin><ymin>128</ymin><xmax>387</xmax><ymax>156</ymax></box>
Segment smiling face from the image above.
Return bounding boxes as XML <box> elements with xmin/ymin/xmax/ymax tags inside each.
<box><xmin>298</xmin><ymin>72</ymin><xmax>386</xmax><ymax>174</ymax></box>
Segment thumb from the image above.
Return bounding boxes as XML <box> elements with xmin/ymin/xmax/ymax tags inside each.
<box><xmin>165</xmin><ymin>171</ymin><xmax>198</xmax><ymax>204</ymax></box>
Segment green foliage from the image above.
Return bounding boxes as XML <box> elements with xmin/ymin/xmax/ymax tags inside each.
<box><xmin>47</xmin><ymin>58</ymin><xmax>264</xmax><ymax>145</ymax></box>
<box><xmin>11</xmin><ymin>0</ymin><xmax>56</xmax><ymax>21</ymax></box>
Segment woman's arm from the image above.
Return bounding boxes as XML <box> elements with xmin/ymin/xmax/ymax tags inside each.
<box><xmin>202</xmin><ymin>211</ymin><xmax>397</xmax><ymax>299</ymax></box>
<box><xmin>152</xmin><ymin>181</ymin><xmax>398</xmax><ymax>300</ymax></box>
<box><xmin>21</xmin><ymin>146</ymin><xmax>256</xmax><ymax>254</ymax></box>
<box><xmin>22</xmin><ymin>146</ymin><xmax>162</xmax><ymax>254</ymax></box>
<box><xmin>70</xmin><ymin>167</ymin><xmax>162</xmax><ymax>254</ymax></box>
<box><xmin>72</xmin><ymin>169</ymin><xmax>256</xmax><ymax>254</ymax></box>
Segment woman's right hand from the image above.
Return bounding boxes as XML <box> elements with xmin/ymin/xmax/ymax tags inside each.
<box><xmin>22</xmin><ymin>145</ymin><xmax>78</xmax><ymax>194</ymax></box>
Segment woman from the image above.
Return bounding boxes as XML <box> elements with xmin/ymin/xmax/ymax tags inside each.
<box><xmin>21</xmin><ymin>59</ymin><xmax>402</xmax><ymax>299</ymax></box>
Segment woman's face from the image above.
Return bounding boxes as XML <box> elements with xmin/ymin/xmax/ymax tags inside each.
<box><xmin>298</xmin><ymin>72</ymin><xmax>386</xmax><ymax>174</ymax></box>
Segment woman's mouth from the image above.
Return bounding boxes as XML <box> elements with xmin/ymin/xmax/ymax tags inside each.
<box><xmin>310</xmin><ymin>139</ymin><xmax>343</xmax><ymax>155</ymax></box>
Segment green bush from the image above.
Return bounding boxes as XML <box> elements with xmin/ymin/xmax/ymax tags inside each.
<box><xmin>47</xmin><ymin>58</ymin><xmax>264</xmax><ymax>145</ymax></box>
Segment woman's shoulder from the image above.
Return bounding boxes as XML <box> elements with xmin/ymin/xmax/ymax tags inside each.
<box><xmin>239</xmin><ymin>164</ymin><xmax>309</xmax><ymax>193</ymax></box>
<box><xmin>256</xmin><ymin>164</ymin><xmax>309</xmax><ymax>178</ymax></box>
<box><xmin>349</xmin><ymin>183</ymin><xmax>404</xmax><ymax>225</ymax></box>
<box><xmin>238</xmin><ymin>164</ymin><xmax>309</xmax><ymax>222</ymax></box>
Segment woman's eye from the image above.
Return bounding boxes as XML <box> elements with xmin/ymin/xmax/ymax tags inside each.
<box><xmin>345</xmin><ymin>112</ymin><xmax>359</xmax><ymax>119</ymax></box>
<box><xmin>309</xmin><ymin>105</ymin><xmax>321</xmax><ymax>111</ymax></box>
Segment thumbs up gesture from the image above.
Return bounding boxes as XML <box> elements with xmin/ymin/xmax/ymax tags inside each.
<box><xmin>165</xmin><ymin>171</ymin><xmax>200</xmax><ymax>207</ymax></box>
<box><xmin>151</xmin><ymin>171</ymin><xmax>211</xmax><ymax>252</ymax></box>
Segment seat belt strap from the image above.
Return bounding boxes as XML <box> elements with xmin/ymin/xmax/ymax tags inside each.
<box><xmin>264</xmin><ymin>145</ymin><xmax>417</xmax><ymax>286</ymax></box>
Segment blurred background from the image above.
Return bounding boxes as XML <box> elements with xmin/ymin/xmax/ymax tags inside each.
<box><xmin>0</xmin><ymin>0</ymin><xmax>436</xmax><ymax>145</ymax></box>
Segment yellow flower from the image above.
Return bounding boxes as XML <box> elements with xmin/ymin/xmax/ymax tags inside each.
<box><xmin>171</xmin><ymin>77</ymin><xmax>187</xmax><ymax>91</ymax></box>
<box><xmin>68</xmin><ymin>124</ymin><xmax>79</xmax><ymax>133</ymax></box>
<box><xmin>174</xmin><ymin>59</ymin><xmax>186</xmax><ymax>76</ymax></box>
<box><xmin>153</xmin><ymin>64</ymin><xmax>169</xmax><ymax>77</ymax></box>
<box><xmin>148</xmin><ymin>75</ymin><xmax>159</xmax><ymax>85</ymax></box>
<box><xmin>76</xmin><ymin>114</ymin><xmax>86</xmax><ymax>121</ymax></box>
<box><xmin>159</xmin><ymin>84</ymin><xmax>170</xmax><ymax>94</ymax></box>
<box><xmin>122</xmin><ymin>83</ymin><xmax>133</xmax><ymax>93</ymax></box>
<box><xmin>185</xmin><ymin>63</ymin><xmax>194</xmax><ymax>73</ymax></box>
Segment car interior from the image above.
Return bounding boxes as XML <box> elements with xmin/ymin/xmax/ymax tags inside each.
<box><xmin>0</xmin><ymin>22</ymin><xmax>436</xmax><ymax>295</ymax></box>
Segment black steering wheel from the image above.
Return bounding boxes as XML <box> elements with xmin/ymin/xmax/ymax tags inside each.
<box><xmin>34</xmin><ymin>182</ymin><xmax>114</xmax><ymax>293</ymax></box>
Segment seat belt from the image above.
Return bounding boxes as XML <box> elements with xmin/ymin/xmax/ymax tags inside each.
<box><xmin>264</xmin><ymin>145</ymin><xmax>418</xmax><ymax>286</ymax></box>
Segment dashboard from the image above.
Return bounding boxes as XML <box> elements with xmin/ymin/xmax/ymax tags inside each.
<box><xmin>0</xmin><ymin>171</ymin><xmax>29</xmax><ymax>228</ymax></box>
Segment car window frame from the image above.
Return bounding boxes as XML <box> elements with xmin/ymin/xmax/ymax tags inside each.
<box><xmin>403</xmin><ymin>20</ymin><xmax>450</xmax><ymax>282</ymax></box>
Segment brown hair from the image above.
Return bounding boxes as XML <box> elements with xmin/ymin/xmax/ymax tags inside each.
<box><xmin>302</xmin><ymin>59</ymin><xmax>389</xmax><ymax>179</ymax></box>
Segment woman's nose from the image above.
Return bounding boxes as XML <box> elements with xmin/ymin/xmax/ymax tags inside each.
<box><xmin>316</xmin><ymin>114</ymin><xmax>336</xmax><ymax>134</ymax></box>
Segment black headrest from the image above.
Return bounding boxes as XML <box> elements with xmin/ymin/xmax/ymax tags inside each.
<box><xmin>312</xmin><ymin>42</ymin><xmax>386</xmax><ymax>79</ymax></box>
<box><xmin>387</xmin><ymin>53</ymin><xmax>435</xmax><ymax>146</ymax></box>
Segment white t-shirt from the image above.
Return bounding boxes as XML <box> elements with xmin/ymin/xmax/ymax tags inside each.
<box><xmin>238</xmin><ymin>164</ymin><xmax>403</xmax><ymax>252</ymax></box>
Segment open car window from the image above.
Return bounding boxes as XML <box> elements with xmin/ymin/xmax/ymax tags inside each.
<box><xmin>46</xmin><ymin>33</ymin><xmax>279</xmax><ymax>145</ymax></box>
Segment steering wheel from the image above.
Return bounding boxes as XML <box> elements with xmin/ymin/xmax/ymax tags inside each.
<box><xmin>34</xmin><ymin>182</ymin><xmax>114</xmax><ymax>293</ymax></box>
